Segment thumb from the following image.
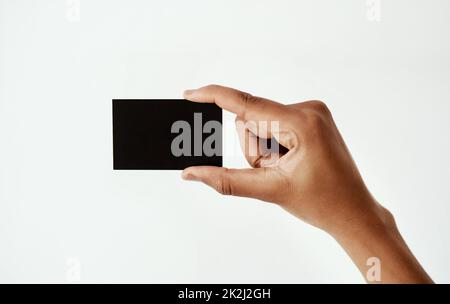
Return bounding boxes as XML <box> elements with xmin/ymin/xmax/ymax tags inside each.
<box><xmin>182</xmin><ymin>166</ymin><xmax>282</xmax><ymax>202</ymax></box>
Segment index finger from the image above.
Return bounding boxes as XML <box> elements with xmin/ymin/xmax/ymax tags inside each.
<box><xmin>183</xmin><ymin>84</ymin><xmax>287</xmax><ymax>122</ymax></box>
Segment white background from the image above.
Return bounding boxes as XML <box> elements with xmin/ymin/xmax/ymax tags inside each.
<box><xmin>1</xmin><ymin>0</ymin><xmax>450</xmax><ymax>283</ymax></box>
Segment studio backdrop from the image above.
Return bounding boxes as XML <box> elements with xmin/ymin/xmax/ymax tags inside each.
<box><xmin>0</xmin><ymin>0</ymin><xmax>449</xmax><ymax>283</ymax></box>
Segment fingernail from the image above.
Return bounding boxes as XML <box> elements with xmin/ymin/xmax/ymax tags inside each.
<box><xmin>183</xmin><ymin>89</ymin><xmax>194</xmax><ymax>97</ymax></box>
<box><xmin>182</xmin><ymin>170</ymin><xmax>196</xmax><ymax>181</ymax></box>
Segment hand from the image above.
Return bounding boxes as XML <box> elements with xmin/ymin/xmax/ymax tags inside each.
<box><xmin>183</xmin><ymin>84</ymin><xmax>378</xmax><ymax>233</ymax></box>
<box><xmin>182</xmin><ymin>84</ymin><xmax>432</xmax><ymax>283</ymax></box>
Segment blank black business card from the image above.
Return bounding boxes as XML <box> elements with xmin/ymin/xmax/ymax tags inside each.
<box><xmin>113</xmin><ymin>99</ymin><xmax>222</xmax><ymax>170</ymax></box>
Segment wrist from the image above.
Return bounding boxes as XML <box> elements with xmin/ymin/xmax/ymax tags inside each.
<box><xmin>330</xmin><ymin>202</ymin><xmax>433</xmax><ymax>283</ymax></box>
<box><xmin>329</xmin><ymin>200</ymin><xmax>397</xmax><ymax>242</ymax></box>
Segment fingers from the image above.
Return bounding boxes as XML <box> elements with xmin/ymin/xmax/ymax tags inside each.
<box><xmin>183</xmin><ymin>84</ymin><xmax>286</xmax><ymax>122</ymax></box>
<box><xmin>184</xmin><ymin>85</ymin><xmax>299</xmax><ymax>149</ymax></box>
<box><xmin>235</xmin><ymin>118</ymin><xmax>261</xmax><ymax>167</ymax></box>
<box><xmin>182</xmin><ymin>166</ymin><xmax>283</xmax><ymax>201</ymax></box>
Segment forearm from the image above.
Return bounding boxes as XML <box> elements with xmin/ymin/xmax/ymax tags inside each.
<box><xmin>182</xmin><ymin>85</ymin><xmax>433</xmax><ymax>283</ymax></box>
<box><xmin>331</xmin><ymin>204</ymin><xmax>433</xmax><ymax>284</ymax></box>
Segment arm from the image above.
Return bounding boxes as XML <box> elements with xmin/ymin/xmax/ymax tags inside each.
<box><xmin>332</xmin><ymin>204</ymin><xmax>432</xmax><ymax>283</ymax></box>
<box><xmin>181</xmin><ymin>85</ymin><xmax>433</xmax><ymax>283</ymax></box>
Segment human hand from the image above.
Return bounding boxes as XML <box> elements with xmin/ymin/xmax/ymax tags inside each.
<box><xmin>182</xmin><ymin>84</ymin><xmax>380</xmax><ymax>235</ymax></box>
<box><xmin>181</xmin><ymin>85</ymin><xmax>433</xmax><ymax>283</ymax></box>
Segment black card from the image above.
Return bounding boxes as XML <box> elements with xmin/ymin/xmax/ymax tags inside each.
<box><xmin>113</xmin><ymin>99</ymin><xmax>223</xmax><ymax>170</ymax></box>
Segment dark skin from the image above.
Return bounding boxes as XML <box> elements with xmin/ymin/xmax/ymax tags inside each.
<box><xmin>182</xmin><ymin>84</ymin><xmax>433</xmax><ymax>284</ymax></box>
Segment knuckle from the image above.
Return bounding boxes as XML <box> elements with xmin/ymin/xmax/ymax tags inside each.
<box><xmin>307</xmin><ymin>111</ymin><xmax>327</xmax><ymax>131</ymax></box>
<box><xmin>303</xmin><ymin>101</ymin><xmax>332</xmax><ymax>131</ymax></box>
<box><xmin>310</xmin><ymin>100</ymin><xmax>331</xmax><ymax>116</ymax></box>
<box><xmin>240</xmin><ymin>91</ymin><xmax>253</xmax><ymax>103</ymax></box>
<box><xmin>216</xmin><ymin>169</ymin><xmax>233</xmax><ymax>196</ymax></box>
<box><xmin>239</xmin><ymin>92</ymin><xmax>258</xmax><ymax>117</ymax></box>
